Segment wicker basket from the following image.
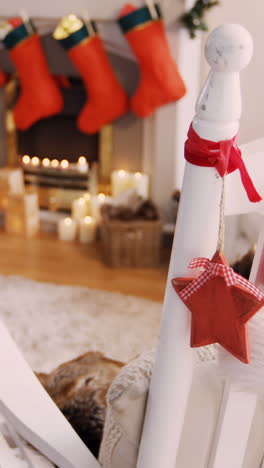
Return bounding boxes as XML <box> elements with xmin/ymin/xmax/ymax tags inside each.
<box><xmin>101</xmin><ymin>216</ymin><xmax>162</xmax><ymax>268</ymax></box>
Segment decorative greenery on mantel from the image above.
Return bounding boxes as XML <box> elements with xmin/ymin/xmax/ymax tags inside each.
<box><xmin>180</xmin><ymin>0</ymin><xmax>220</xmax><ymax>38</ymax></box>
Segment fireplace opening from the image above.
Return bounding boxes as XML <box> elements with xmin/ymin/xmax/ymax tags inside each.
<box><xmin>13</xmin><ymin>78</ymin><xmax>106</xmax><ymax>209</ymax></box>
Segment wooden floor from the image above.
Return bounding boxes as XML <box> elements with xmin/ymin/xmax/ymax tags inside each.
<box><xmin>0</xmin><ymin>230</ymin><xmax>170</xmax><ymax>302</ymax></box>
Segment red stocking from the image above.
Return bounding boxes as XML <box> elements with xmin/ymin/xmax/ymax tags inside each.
<box><xmin>56</xmin><ymin>22</ymin><xmax>129</xmax><ymax>134</ymax></box>
<box><xmin>3</xmin><ymin>22</ymin><xmax>63</xmax><ymax>130</ymax></box>
<box><xmin>118</xmin><ymin>4</ymin><xmax>186</xmax><ymax>117</ymax></box>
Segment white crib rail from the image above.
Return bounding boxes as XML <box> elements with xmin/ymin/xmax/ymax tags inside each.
<box><xmin>0</xmin><ymin>321</ymin><xmax>100</xmax><ymax>468</ymax></box>
<box><xmin>0</xmin><ymin>410</ymin><xmax>55</xmax><ymax>467</ymax></box>
<box><xmin>137</xmin><ymin>24</ymin><xmax>254</xmax><ymax>468</ymax></box>
<box><xmin>209</xmin><ymin>216</ymin><xmax>264</xmax><ymax>468</ymax></box>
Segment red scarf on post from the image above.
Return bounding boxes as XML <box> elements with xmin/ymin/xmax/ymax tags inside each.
<box><xmin>184</xmin><ymin>125</ymin><xmax>262</xmax><ymax>203</ymax></box>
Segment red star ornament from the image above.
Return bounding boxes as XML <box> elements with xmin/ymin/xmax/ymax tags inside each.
<box><xmin>172</xmin><ymin>251</ymin><xmax>264</xmax><ymax>363</ymax></box>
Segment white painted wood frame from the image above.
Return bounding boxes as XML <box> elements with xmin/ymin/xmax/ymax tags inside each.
<box><xmin>137</xmin><ymin>24</ymin><xmax>255</xmax><ymax>468</ymax></box>
<box><xmin>0</xmin><ymin>320</ymin><xmax>100</xmax><ymax>468</ymax></box>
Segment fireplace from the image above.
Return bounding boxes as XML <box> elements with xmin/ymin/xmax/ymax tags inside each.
<box><xmin>0</xmin><ymin>16</ymin><xmax>197</xmax><ymax>211</ymax></box>
<box><xmin>15</xmin><ymin>79</ymin><xmax>99</xmax><ymax>208</ymax></box>
<box><xmin>0</xmin><ymin>31</ymin><xmax>144</xmax><ymax>209</ymax></box>
<box><xmin>14</xmin><ymin>78</ymin><xmax>101</xmax><ymax>207</ymax></box>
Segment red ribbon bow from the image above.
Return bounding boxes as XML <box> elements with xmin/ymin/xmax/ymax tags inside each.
<box><xmin>179</xmin><ymin>256</ymin><xmax>264</xmax><ymax>302</ymax></box>
<box><xmin>185</xmin><ymin>125</ymin><xmax>262</xmax><ymax>203</ymax></box>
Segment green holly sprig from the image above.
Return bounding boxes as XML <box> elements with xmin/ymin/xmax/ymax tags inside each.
<box><xmin>180</xmin><ymin>0</ymin><xmax>219</xmax><ymax>38</ymax></box>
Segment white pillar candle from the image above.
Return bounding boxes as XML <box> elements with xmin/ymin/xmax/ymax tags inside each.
<box><xmin>133</xmin><ymin>172</ymin><xmax>149</xmax><ymax>198</ymax></box>
<box><xmin>90</xmin><ymin>193</ymin><xmax>106</xmax><ymax>223</ymax></box>
<box><xmin>111</xmin><ymin>170</ymin><xmax>132</xmax><ymax>197</ymax></box>
<box><xmin>58</xmin><ymin>217</ymin><xmax>77</xmax><ymax>241</ymax></box>
<box><xmin>111</xmin><ymin>170</ymin><xmax>149</xmax><ymax>198</ymax></box>
<box><xmin>0</xmin><ymin>168</ymin><xmax>24</xmax><ymax>195</ymax></box>
<box><xmin>79</xmin><ymin>216</ymin><xmax>97</xmax><ymax>243</ymax></box>
<box><xmin>83</xmin><ymin>193</ymin><xmax>92</xmax><ymax>215</ymax></box>
<box><xmin>6</xmin><ymin>191</ymin><xmax>39</xmax><ymax>237</ymax></box>
<box><xmin>72</xmin><ymin>197</ymin><xmax>87</xmax><ymax>221</ymax></box>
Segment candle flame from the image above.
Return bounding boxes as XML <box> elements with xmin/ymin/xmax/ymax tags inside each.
<box><xmin>78</xmin><ymin>156</ymin><xmax>87</xmax><ymax>165</ymax></box>
<box><xmin>22</xmin><ymin>155</ymin><xmax>31</xmax><ymax>165</ymax></box>
<box><xmin>51</xmin><ymin>159</ymin><xmax>59</xmax><ymax>168</ymax></box>
<box><xmin>98</xmin><ymin>193</ymin><xmax>106</xmax><ymax>202</ymax></box>
<box><xmin>64</xmin><ymin>217</ymin><xmax>72</xmax><ymax>225</ymax></box>
<box><xmin>42</xmin><ymin>158</ymin><xmax>50</xmax><ymax>167</ymax></box>
<box><xmin>31</xmin><ymin>157</ymin><xmax>40</xmax><ymax>166</ymax></box>
<box><xmin>61</xmin><ymin>159</ymin><xmax>69</xmax><ymax>169</ymax></box>
<box><xmin>84</xmin><ymin>216</ymin><xmax>93</xmax><ymax>224</ymax></box>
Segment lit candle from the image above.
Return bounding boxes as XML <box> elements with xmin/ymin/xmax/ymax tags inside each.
<box><xmin>91</xmin><ymin>193</ymin><xmax>107</xmax><ymax>222</ymax></box>
<box><xmin>58</xmin><ymin>217</ymin><xmax>77</xmax><ymax>241</ymax></box>
<box><xmin>79</xmin><ymin>216</ymin><xmax>97</xmax><ymax>243</ymax></box>
<box><xmin>133</xmin><ymin>172</ymin><xmax>149</xmax><ymax>198</ymax></box>
<box><xmin>51</xmin><ymin>159</ymin><xmax>59</xmax><ymax>168</ymax></box>
<box><xmin>111</xmin><ymin>170</ymin><xmax>149</xmax><ymax>198</ymax></box>
<box><xmin>77</xmin><ymin>156</ymin><xmax>89</xmax><ymax>173</ymax></box>
<box><xmin>22</xmin><ymin>155</ymin><xmax>31</xmax><ymax>165</ymax></box>
<box><xmin>111</xmin><ymin>170</ymin><xmax>132</xmax><ymax>197</ymax></box>
<box><xmin>61</xmin><ymin>159</ymin><xmax>69</xmax><ymax>169</ymax></box>
<box><xmin>83</xmin><ymin>192</ymin><xmax>91</xmax><ymax>215</ymax></box>
<box><xmin>6</xmin><ymin>191</ymin><xmax>39</xmax><ymax>237</ymax></box>
<box><xmin>31</xmin><ymin>157</ymin><xmax>40</xmax><ymax>167</ymax></box>
<box><xmin>72</xmin><ymin>197</ymin><xmax>87</xmax><ymax>221</ymax></box>
<box><xmin>42</xmin><ymin>158</ymin><xmax>50</xmax><ymax>168</ymax></box>
<box><xmin>98</xmin><ymin>193</ymin><xmax>106</xmax><ymax>203</ymax></box>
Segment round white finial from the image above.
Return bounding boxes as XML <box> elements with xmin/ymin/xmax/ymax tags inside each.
<box><xmin>205</xmin><ymin>24</ymin><xmax>253</xmax><ymax>72</ymax></box>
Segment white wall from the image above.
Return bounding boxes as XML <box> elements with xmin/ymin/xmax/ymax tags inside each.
<box><xmin>0</xmin><ymin>0</ymin><xmax>180</xmax><ymax>21</ymax></box>
<box><xmin>0</xmin><ymin>0</ymin><xmax>142</xmax><ymax>19</ymax></box>
<box><xmin>201</xmin><ymin>0</ymin><xmax>264</xmax><ymax>144</ymax></box>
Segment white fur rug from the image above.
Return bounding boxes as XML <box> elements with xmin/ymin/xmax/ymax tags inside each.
<box><xmin>0</xmin><ymin>275</ymin><xmax>162</xmax><ymax>373</ymax></box>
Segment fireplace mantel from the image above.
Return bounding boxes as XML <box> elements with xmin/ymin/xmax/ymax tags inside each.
<box><xmin>0</xmin><ymin>0</ymin><xmax>182</xmax><ymax>25</ymax></box>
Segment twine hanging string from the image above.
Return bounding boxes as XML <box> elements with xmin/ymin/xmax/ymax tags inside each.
<box><xmin>217</xmin><ymin>175</ymin><xmax>225</xmax><ymax>252</ymax></box>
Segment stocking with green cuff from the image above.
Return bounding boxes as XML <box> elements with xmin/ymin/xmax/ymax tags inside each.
<box><xmin>3</xmin><ymin>21</ymin><xmax>63</xmax><ymax>130</ymax></box>
<box><xmin>118</xmin><ymin>3</ymin><xmax>186</xmax><ymax>117</ymax></box>
<box><xmin>56</xmin><ymin>22</ymin><xmax>129</xmax><ymax>134</ymax></box>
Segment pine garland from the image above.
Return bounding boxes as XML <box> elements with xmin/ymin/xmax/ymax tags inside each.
<box><xmin>180</xmin><ymin>0</ymin><xmax>219</xmax><ymax>38</ymax></box>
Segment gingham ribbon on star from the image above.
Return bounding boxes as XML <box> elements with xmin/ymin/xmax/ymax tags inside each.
<box><xmin>179</xmin><ymin>257</ymin><xmax>264</xmax><ymax>302</ymax></box>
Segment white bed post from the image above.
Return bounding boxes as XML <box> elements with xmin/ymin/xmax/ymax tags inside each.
<box><xmin>136</xmin><ymin>24</ymin><xmax>253</xmax><ymax>468</ymax></box>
